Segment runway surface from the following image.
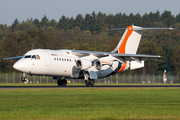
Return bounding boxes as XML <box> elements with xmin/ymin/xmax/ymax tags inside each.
<box><xmin>1</xmin><ymin>85</ymin><xmax>180</xmax><ymax>89</ymax></box>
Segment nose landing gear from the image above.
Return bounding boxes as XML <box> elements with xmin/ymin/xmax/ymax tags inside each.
<box><xmin>21</xmin><ymin>73</ymin><xmax>28</xmax><ymax>83</ymax></box>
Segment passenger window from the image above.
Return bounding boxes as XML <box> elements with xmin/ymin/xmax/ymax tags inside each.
<box><xmin>54</xmin><ymin>58</ymin><xmax>56</xmax><ymax>60</ymax></box>
<box><xmin>62</xmin><ymin>58</ymin><xmax>63</xmax><ymax>61</ymax></box>
<box><xmin>59</xmin><ymin>58</ymin><xmax>61</xmax><ymax>61</ymax></box>
<box><xmin>24</xmin><ymin>55</ymin><xmax>31</xmax><ymax>58</ymax></box>
<box><xmin>65</xmin><ymin>59</ymin><xmax>66</xmax><ymax>61</ymax></box>
<box><xmin>67</xmin><ymin>59</ymin><xmax>69</xmax><ymax>61</ymax></box>
<box><xmin>36</xmin><ymin>55</ymin><xmax>40</xmax><ymax>60</ymax></box>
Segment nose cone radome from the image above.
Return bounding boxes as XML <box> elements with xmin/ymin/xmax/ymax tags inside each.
<box><xmin>13</xmin><ymin>61</ymin><xmax>23</xmax><ymax>71</ymax></box>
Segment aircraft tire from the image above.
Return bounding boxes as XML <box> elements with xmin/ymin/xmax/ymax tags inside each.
<box><xmin>89</xmin><ymin>79</ymin><xmax>95</xmax><ymax>86</ymax></box>
<box><xmin>21</xmin><ymin>77</ymin><xmax>28</xmax><ymax>83</ymax></box>
<box><xmin>57</xmin><ymin>80</ymin><xmax>62</xmax><ymax>86</ymax></box>
<box><xmin>62</xmin><ymin>79</ymin><xmax>67</xmax><ymax>86</ymax></box>
<box><xmin>85</xmin><ymin>80</ymin><xmax>90</xmax><ymax>86</ymax></box>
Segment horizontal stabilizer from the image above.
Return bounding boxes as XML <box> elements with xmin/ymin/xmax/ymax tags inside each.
<box><xmin>107</xmin><ymin>27</ymin><xmax>175</xmax><ymax>31</ymax></box>
<box><xmin>131</xmin><ymin>28</ymin><xmax>175</xmax><ymax>30</ymax></box>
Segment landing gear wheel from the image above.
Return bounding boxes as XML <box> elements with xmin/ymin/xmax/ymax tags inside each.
<box><xmin>85</xmin><ymin>80</ymin><xmax>90</xmax><ymax>86</ymax></box>
<box><xmin>62</xmin><ymin>79</ymin><xmax>67</xmax><ymax>86</ymax></box>
<box><xmin>57</xmin><ymin>80</ymin><xmax>62</xmax><ymax>86</ymax></box>
<box><xmin>21</xmin><ymin>77</ymin><xmax>28</xmax><ymax>83</ymax></box>
<box><xmin>89</xmin><ymin>79</ymin><xmax>95</xmax><ymax>86</ymax></box>
<box><xmin>57</xmin><ymin>79</ymin><xmax>67</xmax><ymax>86</ymax></box>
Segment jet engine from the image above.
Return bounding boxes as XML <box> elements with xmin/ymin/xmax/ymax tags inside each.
<box><xmin>76</xmin><ymin>59</ymin><xmax>92</xmax><ymax>70</ymax></box>
<box><xmin>95</xmin><ymin>60</ymin><xmax>112</xmax><ymax>71</ymax></box>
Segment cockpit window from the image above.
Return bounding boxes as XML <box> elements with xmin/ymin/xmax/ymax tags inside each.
<box><xmin>24</xmin><ymin>55</ymin><xmax>31</xmax><ymax>58</ymax></box>
<box><xmin>24</xmin><ymin>55</ymin><xmax>40</xmax><ymax>59</ymax></box>
<box><xmin>36</xmin><ymin>55</ymin><xmax>40</xmax><ymax>59</ymax></box>
<box><xmin>32</xmin><ymin>55</ymin><xmax>36</xmax><ymax>59</ymax></box>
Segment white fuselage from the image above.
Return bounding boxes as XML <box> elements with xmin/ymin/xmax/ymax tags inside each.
<box><xmin>13</xmin><ymin>49</ymin><xmax>129</xmax><ymax>79</ymax></box>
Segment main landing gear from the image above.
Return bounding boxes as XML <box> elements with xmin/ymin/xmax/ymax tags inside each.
<box><xmin>85</xmin><ymin>79</ymin><xmax>95</xmax><ymax>86</ymax></box>
<box><xmin>57</xmin><ymin>77</ymin><xmax>67</xmax><ymax>86</ymax></box>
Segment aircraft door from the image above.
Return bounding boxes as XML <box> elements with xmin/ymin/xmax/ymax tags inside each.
<box><xmin>42</xmin><ymin>51</ymin><xmax>51</xmax><ymax>67</ymax></box>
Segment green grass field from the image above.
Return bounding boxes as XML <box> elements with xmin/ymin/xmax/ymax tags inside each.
<box><xmin>0</xmin><ymin>88</ymin><xmax>180</xmax><ymax>120</ymax></box>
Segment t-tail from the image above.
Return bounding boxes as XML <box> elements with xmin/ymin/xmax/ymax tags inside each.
<box><xmin>107</xmin><ymin>25</ymin><xmax>174</xmax><ymax>70</ymax></box>
<box><xmin>108</xmin><ymin>25</ymin><xmax>175</xmax><ymax>54</ymax></box>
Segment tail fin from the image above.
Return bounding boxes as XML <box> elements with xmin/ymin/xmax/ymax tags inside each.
<box><xmin>108</xmin><ymin>25</ymin><xmax>174</xmax><ymax>54</ymax></box>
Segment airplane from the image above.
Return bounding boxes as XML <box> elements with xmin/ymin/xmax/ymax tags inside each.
<box><xmin>3</xmin><ymin>25</ymin><xmax>174</xmax><ymax>86</ymax></box>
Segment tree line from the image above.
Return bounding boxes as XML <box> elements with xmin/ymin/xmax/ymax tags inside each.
<box><xmin>0</xmin><ymin>11</ymin><xmax>180</xmax><ymax>76</ymax></box>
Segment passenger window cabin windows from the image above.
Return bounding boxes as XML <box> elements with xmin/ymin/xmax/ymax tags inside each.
<box><xmin>53</xmin><ymin>58</ymin><xmax>72</xmax><ymax>62</ymax></box>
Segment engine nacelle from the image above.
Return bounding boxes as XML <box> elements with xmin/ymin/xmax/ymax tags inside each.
<box><xmin>76</xmin><ymin>59</ymin><xmax>92</xmax><ymax>70</ymax></box>
<box><xmin>95</xmin><ymin>60</ymin><xmax>112</xmax><ymax>71</ymax></box>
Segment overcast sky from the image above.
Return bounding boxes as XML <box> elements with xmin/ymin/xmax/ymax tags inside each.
<box><xmin>1</xmin><ymin>0</ymin><xmax>180</xmax><ymax>26</ymax></box>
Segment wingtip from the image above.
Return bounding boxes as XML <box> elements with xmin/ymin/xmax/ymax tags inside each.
<box><xmin>169</xmin><ymin>28</ymin><xmax>175</xmax><ymax>30</ymax></box>
<box><xmin>157</xmin><ymin>55</ymin><xmax>162</xmax><ymax>58</ymax></box>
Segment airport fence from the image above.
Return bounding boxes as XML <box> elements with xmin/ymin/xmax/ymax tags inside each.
<box><xmin>0</xmin><ymin>73</ymin><xmax>179</xmax><ymax>84</ymax></box>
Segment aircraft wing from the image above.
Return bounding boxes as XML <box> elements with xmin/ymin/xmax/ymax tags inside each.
<box><xmin>3</xmin><ymin>56</ymin><xmax>24</xmax><ymax>60</ymax></box>
<box><xmin>72</xmin><ymin>50</ymin><xmax>161</xmax><ymax>63</ymax></box>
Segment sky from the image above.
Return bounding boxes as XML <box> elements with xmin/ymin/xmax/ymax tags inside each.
<box><xmin>1</xmin><ymin>0</ymin><xmax>180</xmax><ymax>26</ymax></box>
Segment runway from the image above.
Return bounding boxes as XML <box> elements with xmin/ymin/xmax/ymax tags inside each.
<box><xmin>1</xmin><ymin>85</ymin><xmax>180</xmax><ymax>89</ymax></box>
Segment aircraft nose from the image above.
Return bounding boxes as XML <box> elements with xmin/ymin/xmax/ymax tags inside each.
<box><xmin>13</xmin><ymin>61</ymin><xmax>23</xmax><ymax>71</ymax></box>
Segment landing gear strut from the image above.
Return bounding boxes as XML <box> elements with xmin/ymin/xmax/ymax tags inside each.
<box><xmin>85</xmin><ymin>79</ymin><xmax>95</xmax><ymax>86</ymax></box>
<box><xmin>57</xmin><ymin>77</ymin><xmax>67</xmax><ymax>86</ymax></box>
<box><xmin>21</xmin><ymin>73</ymin><xmax>28</xmax><ymax>83</ymax></box>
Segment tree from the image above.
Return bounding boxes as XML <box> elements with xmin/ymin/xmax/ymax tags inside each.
<box><xmin>11</xmin><ymin>18</ymin><xmax>19</xmax><ymax>31</ymax></box>
<box><xmin>33</xmin><ymin>18</ymin><xmax>40</xmax><ymax>28</ymax></box>
<box><xmin>40</xmin><ymin>15</ymin><xmax>49</xmax><ymax>27</ymax></box>
<box><xmin>57</xmin><ymin>15</ymin><xmax>69</xmax><ymax>30</ymax></box>
<box><xmin>75</xmin><ymin>14</ymin><xmax>84</xmax><ymax>30</ymax></box>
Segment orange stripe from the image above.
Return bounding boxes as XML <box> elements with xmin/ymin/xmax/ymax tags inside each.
<box><xmin>101</xmin><ymin>61</ymin><xmax>111</xmax><ymax>65</ymax></box>
<box><xmin>116</xmin><ymin>61</ymin><xmax>127</xmax><ymax>74</ymax></box>
<box><xmin>118</xmin><ymin>26</ymin><xmax>133</xmax><ymax>53</ymax></box>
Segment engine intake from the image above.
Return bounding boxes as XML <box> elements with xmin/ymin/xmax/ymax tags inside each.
<box><xmin>76</xmin><ymin>59</ymin><xmax>92</xmax><ymax>70</ymax></box>
<box><xmin>95</xmin><ymin>60</ymin><xmax>112</xmax><ymax>71</ymax></box>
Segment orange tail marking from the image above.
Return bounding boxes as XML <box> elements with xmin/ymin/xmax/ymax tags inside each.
<box><xmin>118</xmin><ymin>26</ymin><xmax>133</xmax><ymax>54</ymax></box>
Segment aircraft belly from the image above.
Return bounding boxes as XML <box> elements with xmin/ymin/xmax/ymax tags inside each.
<box><xmin>48</xmin><ymin>61</ymin><xmax>74</xmax><ymax>77</ymax></box>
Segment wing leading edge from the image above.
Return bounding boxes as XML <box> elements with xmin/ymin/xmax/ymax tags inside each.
<box><xmin>72</xmin><ymin>50</ymin><xmax>161</xmax><ymax>63</ymax></box>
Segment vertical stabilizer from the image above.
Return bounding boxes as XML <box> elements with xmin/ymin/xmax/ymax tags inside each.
<box><xmin>111</xmin><ymin>25</ymin><xmax>143</xmax><ymax>54</ymax></box>
<box><xmin>108</xmin><ymin>25</ymin><xmax>174</xmax><ymax>54</ymax></box>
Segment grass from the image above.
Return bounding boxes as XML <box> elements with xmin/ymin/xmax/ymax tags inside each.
<box><xmin>0</xmin><ymin>88</ymin><xmax>180</xmax><ymax>119</ymax></box>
